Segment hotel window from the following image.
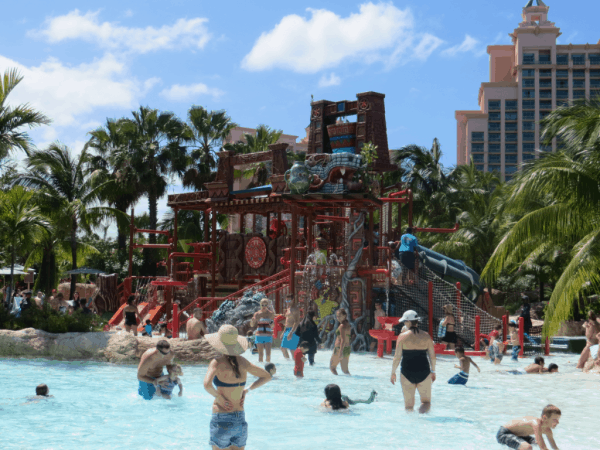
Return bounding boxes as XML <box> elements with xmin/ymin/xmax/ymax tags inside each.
<box><xmin>488</xmin><ymin>144</ymin><xmax>501</xmax><ymax>153</ymax></box>
<box><xmin>572</xmin><ymin>54</ymin><xmax>585</xmax><ymax>65</ymax></box>
<box><xmin>505</xmin><ymin>112</ymin><xmax>518</xmax><ymax>121</ymax></box>
<box><xmin>488</xmin><ymin>154</ymin><xmax>501</xmax><ymax>164</ymax></box>
<box><xmin>539</xmin><ymin>100</ymin><xmax>552</xmax><ymax>110</ymax></box>
<box><xmin>556</xmin><ymin>70</ymin><xmax>568</xmax><ymax>78</ymax></box>
<box><xmin>591</xmin><ymin>79</ymin><xmax>600</xmax><ymax>88</ymax></box>
<box><xmin>573</xmin><ymin>79</ymin><xmax>585</xmax><ymax>88</ymax></box>
<box><xmin>539</xmin><ymin>111</ymin><xmax>551</xmax><ymax>120</ymax></box>
<box><xmin>505</xmin><ymin>166</ymin><xmax>518</xmax><ymax>175</ymax></box>
<box><xmin>573</xmin><ymin>70</ymin><xmax>585</xmax><ymax>78</ymax></box>
<box><xmin>556</xmin><ymin>79</ymin><xmax>568</xmax><ymax>89</ymax></box>
<box><xmin>522</xmin><ymin>100</ymin><xmax>535</xmax><ymax>109</ymax></box>
<box><xmin>556</xmin><ymin>90</ymin><xmax>569</xmax><ymax>99</ymax></box>
<box><xmin>539</xmin><ymin>50</ymin><xmax>551</xmax><ymax>64</ymax></box>
<box><xmin>540</xmin><ymin>144</ymin><xmax>553</xmax><ymax>152</ymax></box>
<box><xmin>556</xmin><ymin>54</ymin><xmax>568</xmax><ymax>65</ymax></box>
<box><xmin>489</xmin><ymin>133</ymin><xmax>501</xmax><ymax>142</ymax></box>
<box><xmin>488</xmin><ymin>165</ymin><xmax>501</xmax><ymax>173</ymax></box>
<box><xmin>476</xmin><ymin>165</ymin><xmax>484</xmax><ymax>171</ymax></box>
<box><xmin>522</xmin><ymin>89</ymin><xmax>535</xmax><ymax>99</ymax></box>
<box><xmin>590</xmin><ymin>54</ymin><xmax>600</xmax><ymax>65</ymax></box>
<box><xmin>473</xmin><ymin>154</ymin><xmax>484</xmax><ymax>163</ymax></box>
<box><xmin>523</xmin><ymin>132</ymin><xmax>535</xmax><ymax>142</ymax></box>
<box><xmin>523</xmin><ymin>79</ymin><xmax>535</xmax><ymax>88</ymax></box>
<box><xmin>523</xmin><ymin>153</ymin><xmax>535</xmax><ymax>161</ymax></box>
<box><xmin>539</xmin><ymin>79</ymin><xmax>551</xmax><ymax>88</ymax></box>
<box><xmin>573</xmin><ymin>90</ymin><xmax>585</xmax><ymax>99</ymax></box>
<box><xmin>523</xmin><ymin>53</ymin><xmax>535</xmax><ymax>64</ymax></box>
<box><xmin>591</xmin><ymin>70</ymin><xmax>600</xmax><ymax>78</ymax></box>
<box><xmin>489</xmin><ymin>112</ymin><xmax>501</xmax><ymax>121</ymax></box>
<box><xmin>488</xmin><ymin>100</ymin><xmax>501</xmax><ymax>110</ymax></box>
<box><xmin>505</xmin><ymin>100</ymin><xmax>518</xmax><ymax>110</ymax></box>
<box><xmin>522</xmin><ymin>69</ymin><xmax>535</xmax><ymax>77</ymax></box>
<box><xmin>505</xmin><ymin>143</ymin><xmax>517</xmax><ymax>153</ymax></box>
<box><xmin>523</xmin><ymin>121</ymin><xmax>535</xmax><ymax>131</ymax></box>
<box><xmin>523</xmin><ymin>111</ymin><xmax>535</xmax><ymax>120</ymax></box>
<box><xmin>472</xmin><ymin>143</ymin><xmax>484</xmax><ymax>152</ymax></box>
<box><xmin>523</xmin><ymin>143</ymin><xmax>535</xmax><ymax>152</ymax></box>
<box><xmin>539</xmin><ymin>90</ymin><xmax>552</xmax><ymax>99</ymax></box>
<box><xmin>557</xmin><ymin>99</ymin><xmax>569</xmax><ymax>107</ymax></box>
<box><xmin>505</xmin><ymin>175</ymin><xmax>513</xmax><ymax>181</ymax></box>
<box><xmin>539</xmin><ymin>69</ymin><xmax>552</xmax><ymax>77</ymax></box>
<box><xmin>488</xmin><ymin>122</ymin><xmax>500</xmax><ymax>131</ymax></box>
<box><xmin>506</xmin><ymin>134</ymin><xmax>518</xmax><ymax>142</ymax></box>
<box><xmin>505</xmin><ymin>154</ymin><xmax>518</xmax><ymax>164</ymax></box>
<box><xmin>505</xmin><ymin>123</ymin><xmax>517</xmax><ymax>132</ymax></box>
<box><xmin>471</xmin><ymin>132</ymin><xmax>484</xmax><ymax>141</ymax></box>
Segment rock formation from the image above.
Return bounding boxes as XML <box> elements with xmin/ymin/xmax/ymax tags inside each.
<box><xmin>205</xmin><ymin>289</ymin><xmax>263</xmax><ymax>335</ymax></box>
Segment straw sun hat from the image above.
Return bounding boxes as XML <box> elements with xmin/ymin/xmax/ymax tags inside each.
<box><xmin>205</xmin><ymin>324</ymin><xmax>249</xmax><ymax>356</ymax></box>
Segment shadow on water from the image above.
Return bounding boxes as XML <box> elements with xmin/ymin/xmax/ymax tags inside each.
<box><xmin>424</xmin><ymin>416</ymin><xmax>475</xmax><ymax>424</ymax></box>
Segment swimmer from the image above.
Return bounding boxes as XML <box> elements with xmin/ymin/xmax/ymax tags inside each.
<box><xmin>342</xmin><ymin>390</ymin><xmax>377</xmax><ymax>405</ymax></box>
<box><xmin>448</xmin><ymin>346</ymin><xmax>480</xmax><ymax>385</ymax></box>
<box><xmin>294</xmin><ymin>341</ymin><xmax>310</xmax><ymax>378</ymax></box>
<box><xmin>496</xmin><ymin>404</ymin><xmax>561</xmax><ymax>450</ymax></box>
<box><xmin>264</xmin><ymin>363</ymin><xmax>276</xmax><ymax>376</ymax></box>
<box><xmin>330</xmin><ymin>308</ymin><xmax>352</xmax><ymax>375</ymax></box>
<box><xmin>509</xmin><ymin>321</ymin><xmax>520</xmax><ymax>361</ymax></box>
<box><xmin>489</xmin><ymin>324</ymin><xmax>504</xmax><ymax>364</ymax></box>
<box><xmin>186</xmin><ymin>308</ymin><xmax>208</xmax><ymax>340</ymax></box>
<box><xmin>577</xmin><ymin>311</ymin><xmax>600</xmax><ymax>369</ymax></box>
<box><xmin>281</xmin><ymin>304</ymin><xmax>301</xmax><ymax>359</ymax></box>
<box><xmin>33</xmin><ymin>384</ymin><xmax>53</xmax><ymax>399</ymax></box>
<box><xmin>544</xmin><ymin>363</ymin><xmax>559</xmax><ymax>373</ymax></box>
<box><xmin>123</xmin><ymin>295</ymin><xmax>142</xmax><ymax>336</ymax></box>
<box><xmin>250</xmin><ymin>298</ymin><xmax>275</xmax><ymax>362</ymax></box>
<box><xmin>321</xmin><ymin>384</ymin><xmax>349</xmax><ymax>410</ymax></box>
<box><xmin>137</xmin><ymin>340</ymin><xmax>174</xmax><ymax>400</ymax></box>
<box><xmin>390</xmin><ymin>310</ymin><xmax>436</xmax><ymax>413</ymax></box>
<box><xmin>505</xmin><ymin>356</ymin><xmax>551</xmax><ymax>375</ymax></box>
<box><xmin>154</xmin><ymin>364</ymin><xmax>183</xmax><ymax>399</ymax></box>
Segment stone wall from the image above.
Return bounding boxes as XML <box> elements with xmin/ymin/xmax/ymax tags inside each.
<box><xmin>0</xmin><ymin>328</ymin><xmax>217</xmax><ymax>364</ymax></box>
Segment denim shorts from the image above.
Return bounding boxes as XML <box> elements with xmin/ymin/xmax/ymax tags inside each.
<box><xmin>209</xmin><ymin>411</ymin><xmax>248</xmax><ymax>449</ymax></box>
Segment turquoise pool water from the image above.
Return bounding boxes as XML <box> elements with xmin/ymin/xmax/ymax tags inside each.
<box><xmin>1</xmin><ymin>350</ymin><xmax>598</xmax><ymax>449</ymax></box>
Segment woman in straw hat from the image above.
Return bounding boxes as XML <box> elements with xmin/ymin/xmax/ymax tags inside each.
<box><xmin>204</xmin><ymin>324</ymin><xmax>272</xmax><ymax>450</ymax></box>
<box><xmin>390</xmin><ymin>310</ymin><xmax>436</xmax><ymax>413</ymax></box>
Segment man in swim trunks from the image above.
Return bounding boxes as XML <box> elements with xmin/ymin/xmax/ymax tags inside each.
<box><xmin>250</xmin><ymin>298</ymin><xmax>275</xmax><ymax>363</ymax></box>
<box><xmin>448</xmin><ymin>346</ymin><xmax>479</xmax><ymax>385</ymax></box>
<box><xmin>281</xmin><ymin>304</ymin><xmax>300</xmax><ymax>359</ymax></box>
<box><xmin>137</xmin><ymin>340</ymin><xmax>174</xmax><ymax>400</ymax></box>
<box><xmin>330</xmin><ymin>308</ymin><xmax>352</xmax><ymax>375</ymax></box>
<box><xmin>497</xmin><ymin>404</ymin><xmax>561</xmax><ymax>450</ymax></box>
<box><xmin>186</xmin><ymin>307</ymin><xmax>207</xmax><ymax>340</ymax></box>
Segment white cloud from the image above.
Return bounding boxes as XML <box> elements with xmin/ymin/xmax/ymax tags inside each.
<box><xmin>441</xmin><ymin>35</ymin><xmax>485</xmax><ymax>57</ymax></box>
<box><xmin>159</xmin><ymin>83</ymin><xmax>224</xmax><ymax>102</ymax></box>
<box><xmin>0</xmin><ymin>53</ymin><xmax>156</xmax><ymax>127</ymax></box>
<box><xmin>318</xmin><ymin>73</ymin><xmax>341</xmax><ymax>87</ymax></box>
<box><xmin>242</xmin><ymin>2</ymin><xmax>444</xmax><ymax>74</ymax></box>
<box><xmin>30</xmin><ymin>10</ymin><xmax>212</xmax><ymax>54</ymax></box>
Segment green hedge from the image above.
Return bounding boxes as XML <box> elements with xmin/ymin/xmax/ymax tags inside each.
<box><xmin>0</xmin><ymin>303</ymin><xmax>106</xmax><ymax>333</ymax></box>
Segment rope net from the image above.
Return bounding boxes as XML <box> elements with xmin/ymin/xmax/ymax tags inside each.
<box><xmin>388</xmin><ymin>260</ymin><xmax>502</xmax><ymax>348</ymax></box>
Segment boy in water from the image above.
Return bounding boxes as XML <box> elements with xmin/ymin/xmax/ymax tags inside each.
<box><xmin>489</xmin><ymin>324</ymin><xmax>504</xmax><ymax>364</ymax></box>
<box><xmin>509</xmin><ymin>321</ymin><xmax>520</xmax><ymax>361</ymax></box>
<box><xmin>144</xmin><ymin>320</ymin><xmax>153</xmax><ymax>337</ymax></box>
<box><xmin>265</xmin><ymin>363</ymin><xmax>277</xmax><ymax>377</ymax></box>
<box><xmin>496</xmin><ymin>404</ymin><xmax>561</xmax><ymax>450</ymax></box>
<box><xmin>153</xmin><ymin>364</ymin><xmax>183</xmax><ymax>399</ymax></box>
<box><xmin>34</xmin><ymin>384</ymin><xmax>53</xmax><ymax>399</ymax></box>
<box><xmin>448</xmin><ymin>346</ymin><xmax>480</xmax><ymax>385</ymax></box>
<box><xmin>294</xmin><ymin>341</ymin><xmax>311</xmax><ymax>378</ymax></box>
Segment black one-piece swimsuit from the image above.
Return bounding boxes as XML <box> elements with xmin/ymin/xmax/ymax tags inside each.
<box><xmin>401</xmin><ymin>349</ymin><xmax>431</xmax><ymax>384</ymax></box>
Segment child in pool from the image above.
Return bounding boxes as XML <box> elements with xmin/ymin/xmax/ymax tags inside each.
<box><xmin>509</xmin><ymin>321</ymin><xmax>520</xmax><ymax>361</ymax></box>
<box><xmin>24</xmin><ymin>384</ymin><xmax>54</xmax><ymax>404</ymax></box>
<box><xmin>247</xmin><ymin>330</ymin><xmax>258</xmax><ymax>355</ymax></box>
<box><xmin>144</xmin><ymin>320</ymin><xmax>153</xmax><ymax>337</ymax></box>
<box><xmin>448</xmin><ymin>346</ymin><xmax>480</xmax><ymax>385</ymax></box>
<box><xmin>265</xmin><ymin>363</ymin><xmax>276</xmax><ymax>377</ymax></box>
<box><xmin>496</xmin><ymin>404</ymin><xmax>561</xmax><ymax>450</ymax></box>
<box><xmin>294</xmin><ymin>341</ymin><xmax>310</xmax><ymax>377</ymax></box>
<box><xmin>153</xmin><ymin>364</ymin><xmax>183</xmax><ymax>399</ymax></box>
<box><xmin>321</xmin><ymin>384</ymin><xmax>349</xmax><ymax>410</ymax></box>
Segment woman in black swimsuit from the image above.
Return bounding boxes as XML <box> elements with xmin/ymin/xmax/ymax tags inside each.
<box><xmin>390</xmin><ymin>310</ymin><xmax>436</xmax><ymax>413</ymax></box>
<box><xmin>123</xmin><ymin>295</ymin><xmax>142</xmax><ymax>336</ymax></box>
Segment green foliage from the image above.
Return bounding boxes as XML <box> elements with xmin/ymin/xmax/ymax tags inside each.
<box><xmin>0</xmin><ymin>303</ymin><xmax>104</xmax><ymax>333</ymax></box>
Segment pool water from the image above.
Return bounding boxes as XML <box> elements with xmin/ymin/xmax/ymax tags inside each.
<box><xmin>1</xmin><ymin>350</ymin><xmax>599</xmax><ymax>450</ymax></box>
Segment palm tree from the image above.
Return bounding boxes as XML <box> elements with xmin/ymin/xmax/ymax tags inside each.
<box><xmin>19</xmin><ymin>143</ymin><xmax>122</xmax><ymax>298</ymax></box>
<box><xmin>0</xmin><ymin>69</ymin><xmax>51</xmax><ymax>159</ymax></box>
<box><xmin>182</xmin><ymin>106</ymin><xmax>237</xmax><ymax>191</ymax></box>
<box><xmin>483</xmin><ymin>96</ymin><xmax>600</xmax><ymax>338</ymax></box>
<box><xmin>393</xmin><ymin>138</ymin><xmax>448</xmax><ymax>196</ymax></box>
<box><xmin>125</xmin><ymin>107</ymin><xmax>190</xmax><ymax>242</ymax></box>
<box><xmin>0</xmin><ymin>186</ymin><xmax>48</xmax><ymax>303</ymax></box>
<box><xmin>86</xmin><ymin>118</ymin><xmax>141</xmax><ymax>249</ymax></box>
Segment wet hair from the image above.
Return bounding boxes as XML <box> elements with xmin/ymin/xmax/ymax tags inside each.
<box><xmin>298</xmin><ymin>341</ymin><xmax>310</xmax><ymax>349</ymax></box>
<box><xmin>454</xmin><ymin>346</ymin><xmax>465</xmax><ymax>354</ymax></box>
<box><xmin>542</xmin><ymin>404</ymin><xmax>561</xmax><ymax>418</ymax></box>
<box><xmin>36</xmin><ymin>384</ymin><xmax>49</xmax><ymax>396</ymax></box>
<box><xmin>548</xmin><ymin>363</ymin><xmax>558</xmax><ymax>372</ymax></box>
<box><xmin>405</xmin><ymin>227</ymin><xmax>413</xmax><ymax>234</ymax></box>
<box><xmin>589</xmin><ymin>311</ymin><xmax>597</xmax><ymax>321</ymax></box>
<box><xmin>534</xmin><ymin>356</ymin><xmax>545</xmax><ymax>365</ymax></box>
<box><xmin>226</xmin><ymin>355</ymin><xmax>241</xmax><ymax>378</ymax></box>
<box><xmin>145</xmin><ymin>319</ymin><xmax>151</xmax><ymax>325</ymax></box>
<box><xmin>157</xmin><ymin>340</ymin><xmax>170</xmax><ymax>350</ymax></box>
<box><xmin>265</xmin><ymin>363</ymin><xmax>276</xmax><ymax>373</ymax></box>
<box><xmin>127</xmin><ymin>295</ymin><xmax>135</xmax><ymax>305</ymax></box>
<box><xmin>407</xmin><ymin>320</ymin><xmax>420</xmax><ymax>333</ymax></box>
<box><xmin>324</xmin><ymin>384</ymin><xmax>347</xmax><ymax>410</ymax></box>
<box><xmin>167</xmin><ymin>364</ymin><xmax>181</xmax><ymax>375</ymax></box>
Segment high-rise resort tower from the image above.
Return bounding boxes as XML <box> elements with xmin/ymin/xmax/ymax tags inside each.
<box><xmin>455</xmin><ymin>0</ymin><xmax>600</xmax><ymax>181</ymax></box>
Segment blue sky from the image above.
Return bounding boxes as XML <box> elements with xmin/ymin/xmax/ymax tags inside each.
<box><xmin>2</xmin><ymin>0</ymin><xmax>599</xmax><ymax>230</ymax></box>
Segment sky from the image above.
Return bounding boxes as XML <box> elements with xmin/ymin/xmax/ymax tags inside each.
<box><xmin>2</xmin><ymin>0</ymin><xmax>599</xmax><ymax>234</ymax></box>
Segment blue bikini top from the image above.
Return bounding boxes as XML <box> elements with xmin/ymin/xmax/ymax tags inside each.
<box><xmin>213</xmin><ymin>375</ymin><xmax>246</xmax><ymax>388</ymax></box>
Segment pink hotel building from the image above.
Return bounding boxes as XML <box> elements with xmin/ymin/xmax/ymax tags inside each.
<box><xmin>455</xmin><ymin>0</ymin><xmax>600</xmax><ymax>180</ymax></box>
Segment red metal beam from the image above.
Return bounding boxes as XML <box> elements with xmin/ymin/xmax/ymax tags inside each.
<box><xmin>389</xmin><ymin>189</ymin><xmax>408</xmax><ymax>198</ymax></box>
<box><xmin>314</xmin><ymin>215</ymin><xmax>350</xmax><ymax>223</ymax></box>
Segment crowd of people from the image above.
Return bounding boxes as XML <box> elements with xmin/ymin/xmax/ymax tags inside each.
<box><xmin>2</xmin><ymin>286</ymin><xmax>96</xmax><ymax>317</ymax></box>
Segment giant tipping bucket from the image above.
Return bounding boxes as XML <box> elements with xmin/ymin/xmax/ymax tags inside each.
<box><xmin>327</xmin><ymin>122</ymin><xmax>357</xmax><ymax>154</ymax></box>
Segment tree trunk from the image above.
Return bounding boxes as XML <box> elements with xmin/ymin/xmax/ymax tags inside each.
<box><xmin>539</xmin><ymin>279</ymin><xmax>545</xmax><ymax>303</ymax></box>
<box><xmin>70</xmin><ymin>217</ymin><xmax>78</xmax><ymax>299</ymax></box>
<box><xmin>33</xmin><ymin>245</ymin><xmax>58</xmax><ymax>295</ymax></box>
<box><xmin>115</xmin><ymin>201</ymin><xmax>128</xmax><ymax>250</ymax></box>
<box><xmin>148</xmin><ymin>185</ymin><xmax>157</xmax><ymax>245</ymax></box>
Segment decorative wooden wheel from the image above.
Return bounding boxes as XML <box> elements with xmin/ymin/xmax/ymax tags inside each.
<box><xmin>245</xmin><ymin>237</ymin><xmax>267</xmax><ymax>269</ymax></box>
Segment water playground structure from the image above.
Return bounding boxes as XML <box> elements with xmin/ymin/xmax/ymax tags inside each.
<box><xmin>108</xmin><ymin>91</ymin><xmax>549</xmax><ymax>356</ymax></box>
